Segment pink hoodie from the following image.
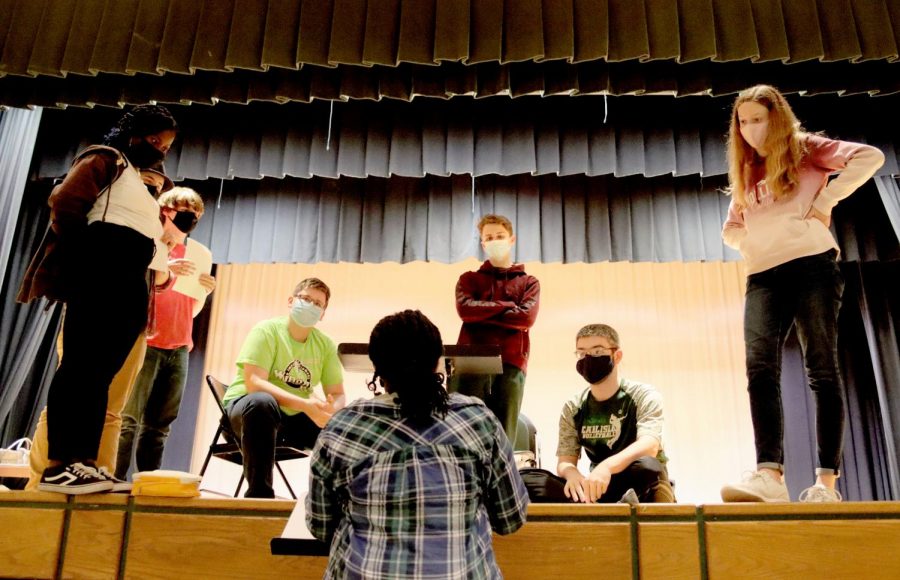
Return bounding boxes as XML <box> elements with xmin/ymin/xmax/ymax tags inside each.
<box><xmin>722</xmin><ymin>135</ymin><xmax>885</xmax><ymax>275</ymax></box>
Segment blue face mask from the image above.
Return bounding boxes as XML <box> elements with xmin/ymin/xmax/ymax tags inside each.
<box><xmin>290</xmin><ymin>299</ymin><xmax>322</xmax><ymax>328</ymax></box>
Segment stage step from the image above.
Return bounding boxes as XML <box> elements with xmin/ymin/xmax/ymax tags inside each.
<box><xmin>1</xmin><ymin>491</ymin><xmax>899</xmax><ymax>579</ymax></box>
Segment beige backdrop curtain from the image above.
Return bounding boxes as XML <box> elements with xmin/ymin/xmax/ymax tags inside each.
<box><xmin>194</xmin><ymin>259</ymin><xmax>751</xmax><ymax>503</ymax></box>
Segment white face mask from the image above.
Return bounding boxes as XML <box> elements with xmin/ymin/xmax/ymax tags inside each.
<box><xmin>740</xmin><ymin>121</ymin><xmax>769</xmax><ymax>152</ymax></box>
<box><xmin>483</xmin><ymin>239</ymin><xmax>512</xmax><ymax>261</ymax></box>
<box><xmin>290</xmin><ymin>299</ymin><xmax>322</xmax><ymax>328</ymax></box>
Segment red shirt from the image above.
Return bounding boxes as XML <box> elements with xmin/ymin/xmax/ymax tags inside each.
<box><xmin>148</xmin><ymin>243</ymin><xmax>196</xmax><ymax>351</ymax></box>
<box><xmin>455</xmin><ymin>261</ymin><xmax>541</xmax><ymax>373</ymax></box>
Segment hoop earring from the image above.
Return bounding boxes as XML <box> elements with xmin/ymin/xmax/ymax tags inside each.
<box><xmin>367</xmin><ymin>375</ymin><xmax>383</xmax><ymax>396</ymax></box>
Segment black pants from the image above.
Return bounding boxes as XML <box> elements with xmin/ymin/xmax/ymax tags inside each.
<box><xmin>522</xmin><ymin>457</ymin><xmax>670</xmax><ymax>503</ymax></box>
<box><xmin>47</xmin><ymin>222</ymin><xmax>154</xmax><ymax>464</ymax></box>
<box><xmin>744</xmin><ymin>249</ymin><xmax>845</xmax><ymax>475</ymax></box>
<box><xmin>226</xmin><ymin>392</ymin><xmax>321</xmax><ymax>498</ymax></box>
<box><xmin>600</xmin><ymin>457</ymin><xmax>670</xmax><ymax>503</ymax></box>
<box><xmin>448</xmin><ymin>363</ymin><xmax>526</xmax><ymax>443</ymax></box>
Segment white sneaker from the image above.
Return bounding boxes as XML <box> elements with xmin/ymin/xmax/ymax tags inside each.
<box><xmin>96</xmin><ymin>466</ymin><xmax>133</xmax><ymax>493</ymax></box>
<box><xmin>799</xmin><ymin>484</ymin><xmax>842</xmax><ymax>503</ymax></box>
<box><xmin>721</xmin><ymin>471</ymin><xmax>790</xmax><ymax>502</ymax></box>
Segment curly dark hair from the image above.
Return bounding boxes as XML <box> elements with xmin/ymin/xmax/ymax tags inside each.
<box><xmin>368</xmin><ymin>310</ymin><xmax>449</xmax><ymax>424</ymax></box>
<box><xmin>103</xmin><ymin>104</ymin><xmax>178</xmax><ymax>150</ymax></box>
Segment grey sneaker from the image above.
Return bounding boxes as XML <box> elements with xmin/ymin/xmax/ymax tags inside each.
<box><xmin>618</xmin><ymin>488</ymin><xmax>639</xmax><ymax>506</ymax></box>
<box><xmin>721</xmin><ymin>471</ymin><xmax>789</xmax><ymax>502</ymax></box>
<box><xmin>96</xmin><ymin>466</ymin><xmax>133</xmax><ymax>493</ymax></box>
<box><xmin>799</xmin><ymin>485</ymin><xmax>842</xmax><ymax>503</ymax></box>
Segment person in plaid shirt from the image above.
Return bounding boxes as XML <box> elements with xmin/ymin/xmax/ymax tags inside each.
<box><xmin>307</xmin><ymin>310</ymin><xmax>529</xmax><ymax>579</ymax></box>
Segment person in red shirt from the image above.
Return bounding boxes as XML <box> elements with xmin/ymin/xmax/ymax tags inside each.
<box><xmin>115</xmin><ymin>186</ymin><xmax>216</xmax><ymax>480</ymax></box>
<box><xmin>449</xmin><ymin>214</ymin><xmax>540</xmax><ymax>442</ymax></box>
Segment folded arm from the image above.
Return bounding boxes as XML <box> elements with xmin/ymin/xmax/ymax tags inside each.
<box><xmin>455</xmin><ymin>276</ymin><xmax>518</xmax><ymax>322</ymax></box>
<box><xmin>721</xmin><ymin>198</ymin><xmax>747</xmax><ymax>250</ymax></box>
<box><xmin>490</xmin><ymin>277</ymin><xmax>540</xmax><ymax>330</ymax></box>
<box><xmin>243</xmin><ymin>364</ymin><xmax>334</xmax><ymax>427</ymax></box>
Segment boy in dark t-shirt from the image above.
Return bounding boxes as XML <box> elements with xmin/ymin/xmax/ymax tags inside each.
<box><xmin>557</xmin><ymin>324</ymin><xmax>674</xmax><ymax>503</ymax></box>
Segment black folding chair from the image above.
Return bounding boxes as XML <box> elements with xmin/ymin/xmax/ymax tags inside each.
<box><xmin>198</xmin><ymin>375</ymin><xmax>308</xmax><ymax>499</ymax></box>
<box><xmin>513</xmin><ymin>412</ymin><xmax>541</xmax><ymax>468</ymax></box>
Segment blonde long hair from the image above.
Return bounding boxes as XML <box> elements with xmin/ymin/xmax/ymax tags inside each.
<box><xmin>727</xmin><ymin>85</ymin><xmax>807</xmax><ymax>207</ymax></box>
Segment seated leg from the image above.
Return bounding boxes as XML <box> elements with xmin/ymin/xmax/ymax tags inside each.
<box><xmin>226</xmin><ymin>392</ymin><xmax>281</xmax><ymax>499</ymax></box>
<box><xmin>604</xmin><ymin>456</ymin><xmax>673</xmax><ymax>503</ymax></box>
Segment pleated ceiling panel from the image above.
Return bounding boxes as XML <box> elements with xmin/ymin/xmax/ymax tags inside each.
<box><xmin>2</xmin><ymin>57</ymin><xmax>899</xmax><ymax>109</ymax></box>
<box><xmin>30</xmin><ymin>95</ymin><xmax>900</xmax><ymax>181</ymax></box>
<box><xmin>2</xmin><ymin>0</ymin><xmax>898</xmax><ymax>79</ymax></box>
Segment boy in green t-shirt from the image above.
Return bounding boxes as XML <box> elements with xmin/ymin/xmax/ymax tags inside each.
<box><xmin>222</xmin><ymin>278</ymin><xmax>345</xmax><ymax>498</ymax></box>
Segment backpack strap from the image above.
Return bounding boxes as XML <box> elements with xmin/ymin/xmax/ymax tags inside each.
<box><xmin>73</xmin><ymin>145</ymin><xmax>128</xmax><ymax>222</ymax></box>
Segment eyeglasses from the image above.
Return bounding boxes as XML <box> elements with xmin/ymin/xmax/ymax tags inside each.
<box><xmin>574</xmin><ymin>346</ymin><xmax>617</xmax><ymax>360</ymax></box>
<box><xmin>295</xmin><ymin>294</ymin><xmax>326</xmax><ymax>310</ymax></box>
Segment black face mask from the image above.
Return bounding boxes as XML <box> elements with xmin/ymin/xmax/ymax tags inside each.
<box><xmin>171</xmin><ymin>210</ymin><xmax>199</xmax><ymax>234</ymax></box>
<box><xmin>576</xmin><ymin>355</ymin><xmax>615</xmax><ymax>384</ymax></box>
<box><xmin>126</xmin><ymin>139</ymin><xmax>165</xmax><ymax>169</ymax></box>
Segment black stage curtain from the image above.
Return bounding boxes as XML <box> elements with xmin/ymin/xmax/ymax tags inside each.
<box><xmin>0</xmin><ymin>180</ymin><xmax>61</xmax><ymax>479</ymax></box>
<box><xmin>176</xmin><ymin>173</ymin><xmax>736</xmax><ymax>264</ymax></box>
<box><xmin>174</xmin><ymin>172</ymin><xmax>897</xmax><ymax>266</ymax></box>
<box><xmin>783</xmin><ymin>260</ymin><xmax>900</xmax><ymax>501</ymax></box>
<box><xmin>29</xmin><ymin>96</ymin><xmax>900</xmax><ymax>182</ymax></box>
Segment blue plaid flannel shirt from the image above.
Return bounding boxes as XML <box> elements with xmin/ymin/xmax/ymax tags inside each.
<box><xmin>307</xmin><ymin>392</ymin><xmax>529</xmax><ymax>579</ymax></box>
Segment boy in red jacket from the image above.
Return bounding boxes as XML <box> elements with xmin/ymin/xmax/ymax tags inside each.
<box><xmin>450</xmin><ymin>215</ymin><xmax>541</xmax><ymax>441</ymax></box>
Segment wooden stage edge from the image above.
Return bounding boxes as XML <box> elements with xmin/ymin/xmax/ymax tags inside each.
<box><xmin>2</xmin><ymin>492</ymin><xmax>900</xmax><ymax>579</ymax></box>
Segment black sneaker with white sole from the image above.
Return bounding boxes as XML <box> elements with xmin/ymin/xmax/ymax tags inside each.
<box><xmin>96</xmin><ymin>466</ymin><xmax>133</xmax><ymax>493</ymax></box>
<box><xmin>38</xmin><ymin>462</ymin><xmax>114</xmax><ymax>495</ymax></box>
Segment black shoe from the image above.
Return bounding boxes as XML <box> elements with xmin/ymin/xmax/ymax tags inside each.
<box><xmin>96</xmin><ymin>466</ymin><xmax>133</xmax><ymax>493</ymax></box>
<box><xmin>38</xmin><ymin>462</ymin><xmax>114</xmax><ymax>495</ymax></box>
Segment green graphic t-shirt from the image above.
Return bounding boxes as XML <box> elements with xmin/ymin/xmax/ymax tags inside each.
<box><xmin>222</xmin><ymin>316</ymin><xmax>343</xmax><ymax>416</ymax></box>
<box><xmin>556</xmin><ymin>378</ymin><xmax>667</xmax><ymax>470</ymax></box>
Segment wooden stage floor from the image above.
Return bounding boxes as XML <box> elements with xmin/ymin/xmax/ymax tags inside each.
<box><xmin>1</xmin><ymin>490</ymin><xmax>899</xmax><ymax>579</ymax></box>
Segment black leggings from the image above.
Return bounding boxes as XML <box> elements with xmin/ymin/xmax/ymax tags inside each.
<box><xmin>46</xmin><ymin>222</ymin><xmax>153</xmax><ymax>464</ymax></box>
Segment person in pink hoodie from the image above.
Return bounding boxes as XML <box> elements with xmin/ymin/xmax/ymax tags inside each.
<box><xmin>720</xmin><ymin>85</ymin><xmax>885</xmax><ymax>504</ymax></box>
<box><xmin>450</xmin><ymin>214</ymin><xmax>540</xmax><ymax>442</ymax></box>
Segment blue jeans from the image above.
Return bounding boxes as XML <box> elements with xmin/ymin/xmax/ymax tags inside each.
<box><xmin>744</xmin><ymin>249</ymin><xmax>845</xmax><ymax>475</ymax></box>
<box><xmin>225</xmin><ymin>392</ymin><xmax>321</xmax><ymax>498</ymax></box>
<box><xmin>115</xmin><ymin>345</ymin><xmax>189</xmax><ymax>479</ymax></box>
<box><xmin>448</xmin><ymin>363</ymin><xmax>525</xmax><ymax>442</ymax></box>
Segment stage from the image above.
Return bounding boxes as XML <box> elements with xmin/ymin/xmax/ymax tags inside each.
<box><xmin>2</xmin><ymin>491</ymin><xmax>899</xmax><ymax>579</ymax></box>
